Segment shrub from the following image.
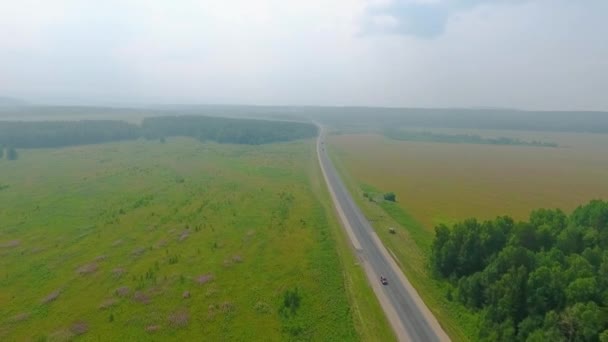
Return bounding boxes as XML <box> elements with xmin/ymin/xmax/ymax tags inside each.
<box><xmin>383</xmin><ymin>192</ymin><xmax>396</xmax><ymax>202</ymax></box>
<box><xmin>280</xmin><ymin>287</ymin><xmax>301</xmax><ymax>317</ymax></box>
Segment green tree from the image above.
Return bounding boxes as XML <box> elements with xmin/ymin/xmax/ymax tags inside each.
<box><xmin>6</xmin><ymin>147</ymin><xmax>17</xmax><ymax>160</ymax></box>
<box><xmin>485</xmin><ymin>265</ymin><xmax>528</xmax><ymax>324</ymax></box>
<box><xmin>560</xmin><ymin>302</ymin><xmax>603</xmax><ymax>341</ymax></box>
<box><xmin>516</xmin><ymin>316</ymin><xmax>543</xmax><ymax>341</ymax></box>
<box><xmin>565</xmin><ymin>277</ymin><xmax>598</xmax><ymax>305</ymax></box>
<box><xmin>457</xmin><ymin>271</ymin><xmax>484</xmax><ymax>308</ymax></box>
<box><xmin>431</xmin><ymin>200</ymin><xmax>608</xmax><ymax>341</ymax></box>
<box><xmin>527</xmin><ymin>266</ymin><xmax>565</xmax><ymax>315</ymax></box>
<box><xmin>432</xmin><ymin>224</ymin><xmax>457</xmax><ymax>277</ymax></box>
<box><xmin>383</xmin><ymin>192</ymin><xmax>396</xmax><ymax>202</ymax></box>
<box><xmin>599</xmin><ymin>330</ymin><xmax>608</xmax><ymax>342</ymax></box>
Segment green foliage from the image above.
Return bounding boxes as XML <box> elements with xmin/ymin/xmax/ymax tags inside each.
<box><xmin>280</xmin><ymin>287</ymin><xmax>302</xmax><ymax>317</ymax></box>
<box><xmin>0</xmin><ymin>120</ymin><xmax>140</xmax><ymax>148</ymax></box>
<box><xmin>383</xmin><ymin>192</ymin><xmax>396</xmax><ymax>202</ymax></box>
<box><xmin>141</xmin><ymin>115</ymin><xmax>317</xmax><ymax>145</ymax></box>
<box><xmin>0</xmin><ymin>116</ymin><xmax>318</xmax><ymax>148</ymax></box>
<box><xmin>385</xmin><ymin>129</ymin><xmax>558</xmax><ymax>147</ymax></box>
<box><xmin>431</xmin><ymin>200</ymin><xmax>608</xmax><ymax>341</ymax></box>
<box><xmin>311</xmin><ymin>106</ymin><xmax>608</xmax><ymax>134</ymax></box>
<box><xmin>600</xmin><ymin>330</ymin><xmax>608</xmax><ymax>342</ymax></box>
<box><xmin>7</xmin><ymin>147</ymin><xmax>18</xmax><ymax>160</ymax></box>
<box><xmin>168</xmin><ymin>255</ymin><xmax>179</xmax><ymax>264</ymax></box>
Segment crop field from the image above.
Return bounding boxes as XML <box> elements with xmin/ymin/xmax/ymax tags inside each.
<box><xmin>0</xmin><ymin>137</ymin><xmax>383</xmax><ymax>341</ymax></box>
<box><xmin>328</xmin><ymin>129</ymin><xmax>608</xmax><ymax>341</ymax></box>
<box><xmin>330</xmin><ymin>129</ymin><xmax>608</xmax><ymax>229</ymax></box>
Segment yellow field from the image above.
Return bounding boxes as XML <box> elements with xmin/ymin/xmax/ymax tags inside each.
<box><xmin>330</xmin><ymin>130</ymin><xmax>608</xmax><ymax>229</ymax></box>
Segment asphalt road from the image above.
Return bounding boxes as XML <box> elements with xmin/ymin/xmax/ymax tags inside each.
<box><xmin>316</xmin><ymin>128</ymin><xmax>449</xmax><ymax>342</ymax></box>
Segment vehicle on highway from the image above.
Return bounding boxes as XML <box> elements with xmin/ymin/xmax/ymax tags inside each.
<box><xmin>380</xmin><ymin>276</ymin><xmax>388</xmax><ymax>285</ymax></box>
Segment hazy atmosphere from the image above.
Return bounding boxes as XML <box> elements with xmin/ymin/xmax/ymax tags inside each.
<box><xmin>2</xmin><ymin>2</ymin><xmax>608</xmax><ymax>342</ymax></box>
<box><xmin>2</xmin><ymin>0</ymin><xmax>607</xmax><ymax>109</ymax></box>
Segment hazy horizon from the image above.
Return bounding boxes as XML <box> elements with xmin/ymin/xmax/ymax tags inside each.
<box><xmin>2</xmin><ymin>0</ymin><xmax>607</xmax><ymax>110</ymax></box>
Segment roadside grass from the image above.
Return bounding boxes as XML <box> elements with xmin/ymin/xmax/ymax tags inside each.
<box><xmin>0</xmin><ymin>137</ymin><xmax>359</xmax><ymax>341</ymax></box>
<box><xmin>307</xmin><ymin>142</ymin><xmax>396</xmax><ymax>342</ymax></box>
<box><xmin>329</xmin><ymin>146</ymin><xmax>479</xmax><ymax>341</ymax></box>
<box><xmin>327</xmin><ymin>129</ymin><xmax>608</xmax><ymax>341</ymax></box>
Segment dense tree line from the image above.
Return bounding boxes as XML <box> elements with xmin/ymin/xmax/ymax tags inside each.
<box><xmin>141</xmin><ymin>116</ymin><xmax>317</xmax><ymax>145</ymax></box>
<box><xmin>308</xmin><ymin>107</ymin><xmax>608</xmax><ymax>134</ymax></box>
<box><xmin>432</xmin><ymin>200</ymin><xmax>608</xmax><ymax>341</ymax></box>
<box><xmin>385</xmin><ymin>129</ymin><xmax>558</xmax><ymax>147</ymax></box>
<box><xmin>0</xmin><ymin>120</ymin><xmax>140</xmax><ymax>148</ymax></box>
<box><xmin>0</xmin><ymin>116</ymin><xmax>317</xmax><ymax>148</ymax></box>
<box><xmin>4</xmin><ymin>105</ymin><xmax>608</xmax><ymax>134</ymax></box>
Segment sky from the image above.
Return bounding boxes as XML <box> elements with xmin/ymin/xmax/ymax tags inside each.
<box><xmin>1</xmin><ymin>0</ymin><xmax>607</xmax><ymax>110</ymax></box>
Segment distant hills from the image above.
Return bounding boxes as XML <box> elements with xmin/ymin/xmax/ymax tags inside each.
<box><xmin>0</xmin><ymin>97</ymin><xmax>27</xmax><ymax>107</ymax></box>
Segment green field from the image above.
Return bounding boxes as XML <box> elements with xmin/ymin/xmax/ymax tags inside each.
<box><xmin>328</xmin><ymin>129</ymin><xmax>608</xmax><ymax>340</ymax></box>
<box><xmin>0</xmin><ymin>137</ymin><xmax>391</xmax><ymax>341</ymax></box>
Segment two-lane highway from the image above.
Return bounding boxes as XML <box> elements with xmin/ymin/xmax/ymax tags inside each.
<box><xmin>316</xmin><ymin>126</ymin><xmax>449</xmax><ymax>342</ymax></box>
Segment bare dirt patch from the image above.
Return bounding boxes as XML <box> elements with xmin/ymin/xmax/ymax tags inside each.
<box><xmin>133</xmin><ymin>291</ymin><xmax>151</xmax><ymax>304</ymax></box>
<box><xmin>99</xmin><ymin>298</ymin><xmax>118</xmax><ymax>310</ymax></box>
<box><xmin>0</xmin><ymin>240</ymin><xmax>20</xmax><ymax>248</ymax></box>
<box><xmin>112</xmin><ymin>267</ymin><xmax>126</xmax><ymax>278</ymax></box>
<box><xmin>42</xmin><ymin>290</ymin><xmax>60</xmax><ymax>304</ymax></box>
<box><xmin>178</xmin><ymin>231</ymin><xmax>189</xmax><ymax>241</ymax></box>
<box><xmin>76</xmin><ymin>262</ymin><xmax>99</xmax><ymax>275</ymax></box>
<box><xmin>49</xmin><ymin>328</ymin><xmax>74</xmax><ymax>341</ymax></box>
<box><xmin>94</xmin><ymin>255</ymin><xmax>107</xmax><ymax>262</ymax></box>
<box><xmin>146</xmin><ymin>325</ymin><xmax>161</xmax><ymax>333</ymax></box>
<box><xmin>10</xmin><ymin>312</ymin><xmax>30</xmax><ymax>323</ymax></box>
<box><xmin>70</xmin><ymin>321</ymin><xmax>89</xmax><ymax>335</ymax></box>
<box><xmin>196</xmin><ymin>274</ymin><xmax>214</xmax><ymax>285</ymax></box>
<box><xmin>131</xmin><ymin>247</ymin><xmax>146</xmax><ymax>257</ymax></box>
<box><xmin>115</xmin><ymin>286</ymin><xmax>131</xmax><ymax>297</ymax></box>
<box><xmin>167</xmin><ymin>309</ymin><xmax>189</xmax><ymax>328</ymax></box>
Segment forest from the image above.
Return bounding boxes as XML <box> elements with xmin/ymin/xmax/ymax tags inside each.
<box><xmin>0</xmin><ymin>116</ymin><xmax>317</xmax><ymax>148</ymax></box>
<box><xmin>431</xmin><ymin>200</ymin><xmax>608</xmax><ymax>341</ymax></box>
<box><xmin>141</xmin><ymin>115</ymin><xmax>317</xmax><ymax>144</ymax></box>
<box><xmin>384</xmin><ymin>129</ymin><xmax>558</xmax><ymax>147</ymax></box>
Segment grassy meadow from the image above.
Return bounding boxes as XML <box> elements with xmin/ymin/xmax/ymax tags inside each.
<box><xmin>0</xmin><ymin>137</ymin><xmax>390</xmax><ymax>341</ymax></box>
<box><xmin>328</xmin><ymin>129</ymin><xmax>608</xmax><ymax>341</ymax></box>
